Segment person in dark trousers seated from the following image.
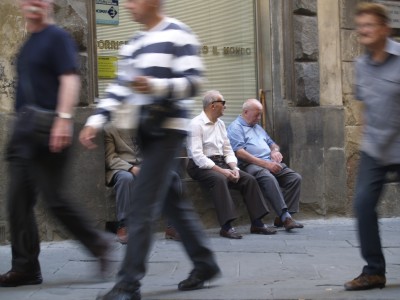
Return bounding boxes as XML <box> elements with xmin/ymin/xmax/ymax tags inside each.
<box><xmin>186</xmin><ymin>90</ymin><xmax>276</xmax><ymax>239</ymax></box>
<box><xmin>105</xmin><ymin>124</ymin><xmax>180</xmax><ymax>244</ymax></box>
<box><xmin>227</xmin><ymin>99</ymin><xmax>304</xmax><ymax>231</ymax></box>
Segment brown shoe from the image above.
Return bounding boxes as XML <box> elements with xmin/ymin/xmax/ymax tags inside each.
<box><xmin>165</xmin><ymin>226</ymin><xmax>181</xmax><ymax>241</ymax></box>
<box><xmin>274</xmin><ymin>216</ymin><xmax>304</xmax><ymax>229</ymax></box>
<box><xmin>220</xmin><ymin>227</ymin><xmax>243</xmax><ymax>239</ymax></box>
<box><xmin>116</xmin><ymin>226</ymin><xmax>128</xmax><ymax>244</ymax></box>
<box><xmin>283</xmin><ymin>217</ymin><xmax>298</xmax><ymax>231</ymax></box>
<box><xmin>344</xmin><ymin>273</ymin><xmax>386</xmax><ymax>291</ymax></box>
<box><xmin>0</xmin><ymin>270</ymin><xmax>42</xmax><ymax>287</ymax></box>
<box><xmin>250</xmin><ymin>224</ymin><xmax>277</xmax><ymax>235</ymax></box>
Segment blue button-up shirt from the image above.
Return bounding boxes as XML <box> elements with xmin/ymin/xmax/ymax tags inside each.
<box><xmin>355</xmin><ymin>38</ymin><xmax>400</xmax><ymax>165</ymax></box>
<box><xmin>227</xmin><ymin>115</ymin><xmax>275</xmax><ymax>163</ymax></box>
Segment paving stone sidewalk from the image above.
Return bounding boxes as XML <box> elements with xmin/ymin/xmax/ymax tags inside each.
<box><xmin>0</xmin><ymin>217</ymin><xmax>399</xmax><ymax>300</ymax></box>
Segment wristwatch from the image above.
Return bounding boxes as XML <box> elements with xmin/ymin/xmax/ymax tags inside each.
<box><xmin>57</xmin><ymin>112</ymin><xmax>73</xmax><ymax>119</ymax></box>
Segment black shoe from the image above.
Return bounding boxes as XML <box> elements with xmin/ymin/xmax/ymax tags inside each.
<box><xmin>0</xmin><ymin>270</ymin><xmax>43</xmax><ymax>287</ymax></box>
<box><xmin>178</xmin><ymin>266</ymin><xmax>220</xmax><ymax>291</ymax></box>
<box><xmin>96</xmin><ymin>287</ymin><xmax>141</xmax><ymax>300</ymax></box>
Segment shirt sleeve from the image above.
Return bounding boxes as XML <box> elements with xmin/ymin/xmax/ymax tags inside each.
<box><xmin>220</xmin><ymin>122</ymin><xmax>237</xmax><ymax>164</ymax></box>
<box><xmin>51</xmin><ymin>29</ymin><xmax>78</xmax><ymax>76</ymax></box>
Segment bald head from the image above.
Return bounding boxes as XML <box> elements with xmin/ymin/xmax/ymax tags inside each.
<box><xmin>241</xmin><ymin>99</ymin><xmax>263</xmax><ymax>126</ymax></box>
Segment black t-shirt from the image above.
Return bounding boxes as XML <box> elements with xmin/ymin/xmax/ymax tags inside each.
<box><xmin>15</xmin><ymin>25</ymin><xmax>78</xmax><ymax>111</ymax></box>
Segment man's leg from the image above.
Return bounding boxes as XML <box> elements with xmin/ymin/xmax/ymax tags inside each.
<box><xmin>275</xmin><ymin>166</ymin><xmax>302</xmax><ymax>214</ymax></box>
<box><xmin>244</xmin><ymin>164</ymin><xmax>286</xmax><ymax>216</ymax></box>
<box><xmin>344</xmin><ymin>152</ymin><xmax>388</xmax><ymax>291</ymax></box>
<box><xmin>187</xmin><ymin>160</ymin><xmax>237</xmax><ymax>226</ymax></box>
<box><xmin>163</xmin><ymin>171</ymin><xmax>219</xmax><ymax>290</ymax></box>
<box><xmin>34</xmin><ymin>149</ymin><xmax>110</xmax><ymax>259</ymax></box>
<box><xmin>353</xmin><ymin>152</ymin><xmax>387</xmax><ymax>275</ymax></box>
<box><xmin>6</xmin><ymin>159</ymin><xmax>41</xmax><ymax>275</ymax></box>
<box><xmin>113</xmin><ymin>131</ymin><xmax>188</xmax><ymax>291</ymax></box>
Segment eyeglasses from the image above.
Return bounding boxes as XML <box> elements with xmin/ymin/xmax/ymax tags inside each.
<box><xmin>212</xmin><ymin>100</ymin><xmax>226</xmax><ymax>106</ymax></box>
<box><xmin>355</xmin><ymin>23</ymin><xmax>384</xmax><ymax>30</ymax></box>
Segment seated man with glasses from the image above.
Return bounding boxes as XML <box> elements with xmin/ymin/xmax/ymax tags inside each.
<box><xmin>186</xmin><ymin>90</ymin><xmax>276</xmax><ymax>239</ymax></box>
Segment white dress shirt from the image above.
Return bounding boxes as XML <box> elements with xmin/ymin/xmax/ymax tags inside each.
<box><xmin>187</xmin><ymin>111</ymin><xmax>237</xmax><ymax>169</ymax></box>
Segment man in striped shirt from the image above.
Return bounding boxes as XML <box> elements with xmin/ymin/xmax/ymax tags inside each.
<box><xmin>80</xmin><ymin>0</ymin><xmax>219</xmax><ymax>299</ymax></box>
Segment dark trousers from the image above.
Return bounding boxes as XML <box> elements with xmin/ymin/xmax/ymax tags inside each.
<box><xmin>115</xmin><ymin>130</ymin><xmax>217</xmax><ymax>290</ymax></box>
<box><xmin>186</xmin><ymin>158</ymin><xmax>269</xmax><ymax>226</ymax></box>
<box><xmin>243</xmin><ymin>163</ymin><xmax>301</xmax><ymax>216</ymax></box>
<box><xmin>7</xmin><ymin>148</ymin><xmax>106</xmax><ymax>273</ymax></box>
<box><xmin>354</xmin><ymin>152</ymin><xmax>400</xmax><ymax>275</ymax></box>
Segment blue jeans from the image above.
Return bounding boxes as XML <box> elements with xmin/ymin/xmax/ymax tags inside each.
<box><xmin>354</xmin><ymin>152</ymin><xmax>400</xmax><ymax>275</ymax></box>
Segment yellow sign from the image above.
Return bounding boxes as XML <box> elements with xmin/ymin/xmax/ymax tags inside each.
<box><xmin>98</xmin><ymin>56</ymin><xmax>117</xmax><ymax>79</ymax></box>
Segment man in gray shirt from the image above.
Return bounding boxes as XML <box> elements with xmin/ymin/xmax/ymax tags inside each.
<box><xmin>344</xmin><ymin>2</ymin><xmax>400</xmax><ymax>291</ymax></box>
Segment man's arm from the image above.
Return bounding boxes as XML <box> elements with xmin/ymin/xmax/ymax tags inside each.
<box><xmin>50</xmin><ymin>73</ymin><xmax>80</xmax><ymax>153</ymax></box>
<box><xmin>269</xmin><ymin>143</ymin><xmax>283</xmax><ymax>163</ymax></box>
<box><xmin>236</xmin><ymin>148</ymin><xmax>282</xmax><ymax>174</ymax></box>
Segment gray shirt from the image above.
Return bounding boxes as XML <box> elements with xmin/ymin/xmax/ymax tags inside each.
<box><xmin>355</xmin><ymin>38</ymin><xmax>400</xmax><ymax>165</ymax></box>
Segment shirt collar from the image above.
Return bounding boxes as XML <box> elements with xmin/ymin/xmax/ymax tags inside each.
<box><xmin>237</xmin><ymin>115</ymin><xmax>253</xmax><ymax>127</ymax></box>
<box><xmin>200</xmin><ymin>111</ymin><xmax>214</xmax><ymax>124</ymax></box>
<box><xmin>385</xmin><ymin>38</ymin><xmax>400</xmax><ymax>56</ymax></box>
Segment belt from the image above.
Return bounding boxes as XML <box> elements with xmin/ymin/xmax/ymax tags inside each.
<box><xmin>208</xmin><ymin>155</ymin><xmax>225</xmax><ymax>160</ymax></box>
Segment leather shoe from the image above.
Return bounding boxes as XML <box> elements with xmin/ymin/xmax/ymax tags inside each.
<box><xmin>344</xmin><ymin>273</ymin><xmax>386</xmax><ymax>291</ymax></box>
<box><xmin>165</xmin><ymin>226</ymin><xmax>181</xmax><ymax>241</ymax></box>
<box><xmin>274</xmin><ymin>216</ymin><xmax>304</xmax><ymax>229</ymax></box>
<box><xmin>96</xmin><ymin>287</ymin><xmax>141</xmax><ymax>300</ymax></box>
<box><xmin>0</xmin><ymin>270</ymin><xmax>42</xmax><ymax>287</ymax></box>
<box><xmin>116</xmin><ymin>226</ymin><xmax>128</xmax><ymax>244</ymax></box>
<box><xmin>250</xmin><ymin>224</ymin><xmax>277</xmax><ymax>235</ymax></box>
<box><xmin>219</xmin><ymin>227</ymin><xmax>242</xmax><ymax>239</ymax></box>
<box><xmin>178</xmin><ymin>265</ymin><xmax>220</xmax><ymax>291</ymax></box>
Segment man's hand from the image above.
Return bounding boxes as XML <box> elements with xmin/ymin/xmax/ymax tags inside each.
<box><xmin>219</xmin><ymin>168</ymin><xmax>240</xmax><ymax>183</ymax></box>
<box><xmin>49</xmin><ymin>118</ymin><xmax>73</xmax><ymax>153</ymax></box>
<box><xmin>79</xmin><ymin>126</ymin><xmax>98</xmax><ymax>149</ymax></box>
<box><xmin>132</xmin><ymin>76</ymin><xmax>152</xmax><ymax>94</ymax></box>
<box><xmin>271</xmin><ymin>150</ymin><xmax>283</xmax><ymax>163</ymax></box>
<box><xmin>264</xmin><ymin>161</ymin><xmax>283</xmax><ymax>174</ymax></box>
<box><xmin>130</xmin><ymin>166</ymin><xmax>140</xmax><ymax>176</ymax></box>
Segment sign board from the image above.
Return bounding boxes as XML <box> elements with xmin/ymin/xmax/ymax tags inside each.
<box><xmin>377</xmin><ymin>1</ymin><xmax>400</xmax><ymax>28</ymax></box>
<box><xmin>96</xmin><ymin>0</ymin><xmax>119</xmax><ymax>25</ymax></box>
<box><xmin>98</xmin><ymin>56</ymin><xmax>118</xmax><ymax>79</ymax></box>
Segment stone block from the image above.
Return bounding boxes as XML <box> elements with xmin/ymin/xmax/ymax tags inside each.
<box><xmin>341</xmin><ymin>29</ymin><xmax>363</xmax><ymax>62</ymax></box>
<box><xmin>340</xmin><ymin>0</ymin><xmax>367</xmax><ymax>29</ymax></box>
<box><xmin>342</xmin><ymin>61</ymin><xmax>355</xmax><ymax>95</ymax></box>
<box><xmin>294</xmin><ymin>62</ymin><xmax>320</xmax><ymax>106</ymax></box>
<box><xmin>293</xmin><ymin>0</ymin><xmax>317</xmax><ymax>15</ymax></box>
<box><xmin>287</xmin><ymin>107</ymin><xmax>346</xmax><ymax>216</ymax></box>
<box><xmin>78</xmin><ymin>54</ymin><xmax>90</xmax><ymax>106</ymax></box>
<box><xmin>54</xmin><ymin>0</ymin><xmax>87</xmax><ymax>51</ymax></box>
<box><xmin>324</xmin><ymin>148</ymin><xmax>347</xmax><ymax>215</ymax></box>
<box><xmin>293</xmin><ymin>15</ymin><xmax>319</xmax><ymax>61</ymax></box>
<box><xmin>379</xmin><ymin>183</ymin><xmax>400</xmax><ymax>217</ymax></box>
<box><xmin>343</xmin><ymin>94</ymin><xmax>363</xmax><ymax>126</ymax></box>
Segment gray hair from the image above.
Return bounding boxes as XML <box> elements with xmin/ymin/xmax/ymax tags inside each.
<box><xmin>242</xmin><ymin>98</ymin><xmax>261</xmax><ymax>111</ymax></box>
<box><xmin>203</xmin><ymin>90</ymin><xmax>222</xmax><ymax>109</ymax></box>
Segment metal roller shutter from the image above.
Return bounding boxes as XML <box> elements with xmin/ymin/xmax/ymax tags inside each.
<box><xmin>97</xmin><ymin>0</ymin><xmax>257</xmax><ymax>124</ymax></box>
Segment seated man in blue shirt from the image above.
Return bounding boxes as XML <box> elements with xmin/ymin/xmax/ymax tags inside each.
<box><xmin>227</xmin><ymin>99</ymin><xmax>304</xmax><ymax>231</ymax></box>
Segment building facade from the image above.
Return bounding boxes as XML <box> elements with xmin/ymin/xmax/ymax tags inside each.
<box><xmin>0</xmin><ymin>0</ymin><xmax>399</xmax><ymax>242</ymax></box>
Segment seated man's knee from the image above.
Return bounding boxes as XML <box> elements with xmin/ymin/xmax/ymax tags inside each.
<box><xmin>114</xmin><ymin>171</ymin><xmax>135</xmax><ymax>186</ymax></box>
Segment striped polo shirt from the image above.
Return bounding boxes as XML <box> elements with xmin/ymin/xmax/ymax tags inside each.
<box><xmin>85</xmin><ymin>17</ymin><xmax>204</xmax><ymax>133</ymax></box>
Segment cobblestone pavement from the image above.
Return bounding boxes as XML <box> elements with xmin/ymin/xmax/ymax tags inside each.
<box><xmin>0</xmin><ymin>217</ymin><xmax>399</xmax><ymax>300</ymax></box>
